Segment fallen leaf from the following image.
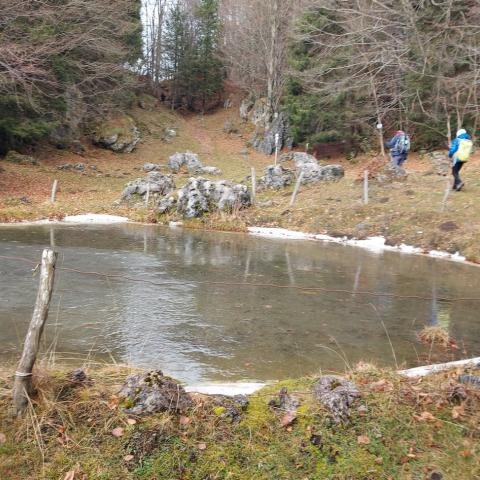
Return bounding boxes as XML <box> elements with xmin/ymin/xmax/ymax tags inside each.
<box><xmin>451</xmin><ymin>405</ymin><xmax>464</xmax><ymax>419</ymax></box>
<box><xmin>370</xmin><ymin>380</ymin><xmax>393</xmax><ymax>392</ymax></box>
<box><xmin>179</xmin><ymin>416</ymin><xmax>191</xmax><ymax>425</ymax></box>
<box><xmin>111</xmin><ymin>427</ymin><xmax>124</xmax><ymax>438</ymax></box>
<box><xmin>126</xmin><ymin>418</ymin><xmax>137</xmax><ymax>425</ymax></box>
<box><xmin>375</xmin><ymin>457</ymin><xmax>383</xmax><ymax>465</ymax></box>
<box><xmin>124</xmin><ymin>455</ymin><xmax>134</xmax><ymax>462</ymax></box>
<box><xmin>63</xmin><ymin>471</ymin><xmax>75</xmax><ymax>480</ymax></box>
<box><xmin>357</xmin><ymin>435</ymin><xmax>370</xmax><ymax>445</ymax></box>
<box><xmin>0</xmin><ymin>432</ymin><xmax>6</xmax><ymax>444</ymax></box>
<box><xmin>280</xmin><ymin>411</ymin><xmax>297</xmax><ymax>428</ymax></box>
<box><xmin>415</xmin><ymin>411</ymin><xmax>435</xmax><ymax>422</ymax></box>
<box><xmin>197</xmin><ymin>443</ymin><xmax>207</xmax><ymax>450</ymax></box>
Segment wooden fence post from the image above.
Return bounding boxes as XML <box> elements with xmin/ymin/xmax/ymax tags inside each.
<box><xmin>251</xmin><ymin>167</ymin><xmax>256</xmax><ymax>205</ymax></box>
<box><xmin>289</xmin><ymin>171</ymin><xmax>305</xmax><ymax>207</ymax></box>
<box><xmin>363</xmin><ymin>170</ymin><xmax>369</xmax><ymax>205</ymax></box>
<box><xmin>440</xmin><ymin>179</ymin><xmax>451</xmax><ymax>213</ymax></box>
<box><xmin>50</xmin><ymin>180</ymin><xmax>58</xmax><ymax>204</ymax></box>
<box><xmin>12</xmin><ymin>248</ymin><xmax>57</xmax><ymax>417</ymax></box>
<box><xmin>145</xmin><ymin>183</ymin><xmax>151</xmax><ymax>207</ymax></box>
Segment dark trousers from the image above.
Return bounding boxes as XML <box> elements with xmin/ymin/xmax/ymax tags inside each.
<box><xmin>452</xmin><ymin>162</ymin><xmax>464</xmax><ymax>189</ymax></box>
<box><xmin>391</xmin><ymin>152</ymin><xmax>408</xmax><ymax>167</ymax></box>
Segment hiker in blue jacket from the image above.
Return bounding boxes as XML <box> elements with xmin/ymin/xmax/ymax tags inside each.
<box><xmin>385</xmin><ymin>130</ymin><xmax>410</xmax><ymax>167</ymax></box>
<box><xmin>449</xmin><ymin>129</ymin><xmax>473</xmax><ymax>191</ymax></box>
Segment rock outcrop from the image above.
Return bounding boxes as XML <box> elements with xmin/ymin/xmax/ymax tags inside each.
<box><xmin>93</xmin><ymin>116</ymin><xmax>140</xmax><ymax>153</ymax></box>
<box><xmin>121</xmin><ymin>172</ymin><xmax>176</xmax><ymax>200</ymax></box>
<box><xmin>156</xmin><ymin>177</ymin><xmax>251</xmax><ymax>218</ymax></box>
<box><xmin>259</xmin><ymin>165</ymin><xmax>295</xmax><ymax>190</ymax></box>
<box><xmin>376</xmin><ymin>163</ymin><xmax>408</xmax><ymax>183</ymax></box>
<box><xmin>176</xmin><ymin>178</ymin><xmax>251</xmax><ymax>218</ymax></box>
<box><xmin>251</xmin><ymin>112</ymin><xmax>293</xmax><ymax>155</ymax></box>
<box><xmin>119</xmin><ymin>371</ymin><xmax>192</xmax><ymax>416</ymax></box>
<box><xmin>168</xmin><ymin>152</ymin><xmax>221</xmax><ymax>176</ymax></box>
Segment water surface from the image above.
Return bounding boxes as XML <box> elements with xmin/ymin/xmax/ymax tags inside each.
<box><xmin>1</xmin><ymin>224</ymin><xmax>479</xmax><ymax>384</ymax></box>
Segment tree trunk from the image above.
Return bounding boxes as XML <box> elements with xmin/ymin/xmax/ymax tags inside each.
<box><xmin>12</xmin><ymin>249</ymin><xmax>57</xmax><ymax>417</ymax></box>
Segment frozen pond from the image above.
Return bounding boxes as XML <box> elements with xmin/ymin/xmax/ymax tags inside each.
<box><xmin>1</xmin><ymin>224</ymin><xmax>479</xmax><ymax>384</ymax></box>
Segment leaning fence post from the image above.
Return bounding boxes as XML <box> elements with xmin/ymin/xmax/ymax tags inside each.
<box><xmin>251</xmin><ymin>167</ymin><xmax>256</xmax><ymax>205</ymax></box>
<box><xmin>50</xmin><ymin>180</ymin><xmax>58</xmax><ymax>204</ymax></box>
<box><xmin>145</xmin><ymin>183</ymin><xmax>151</xmax><ymax>207</ymax></box>
<box><xmin>363</xmin><ymin>170</ymin><xmax>369</xmax><ymax>205</ymax></box>
<box><xmin>12</xmin><ymin>248</ymin><xmax>57</xmax><ymax>417</ymax></box>
<box><xmin>440</xmin><ymin>179</ymin><xmax>451</xmax><ymax>213</ymax></box>
<box><xmin>289</xmin><ymin>170</ymin><xmax>305</xmax><ymax>207</ymax></box>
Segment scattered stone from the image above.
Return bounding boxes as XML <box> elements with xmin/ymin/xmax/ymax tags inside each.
<box><xmin>439</xmin><ymin>221</ymin><xmax>459</xmax><ymax>232</ymax></box>
<box><xmin>458</xmin><ymin>374</ymin><xmax>480</xmax><ymax>389</ymax></box>
<box><xmin>121</xmin><ymin>172</ymin><xmax>176</xmax><ymax>201</ymax></box>
<box><xmin>119</xmin><ymin>370</ymin><xmax>192</xmax><ymax>416</ymax></box>
<box><xmin>355</xmin><ymin>223</ymin><xmax>371</xmax><ymax>232</ymax></box>
<box><xmin>143</xmin><ymin>163</ymin><xmax>163</xmax><ymax>172</ymax></box>
<box><xmin>174</xmin><ymin>177</ymin><xmax>251</xmax><ymax>218</ymax></box>
<box><xmin>259</xmin><ymin>165</ymin><xmax>294</xmax><ymax>190</ymax></box>
<box><xmin>257</xmin><ymin>200</ymin><xmax>273</xmax><ymax>208</ymax></box>
<box><xmin>312</xmin><ymin>375</ymin><xmax>361</xmax><ymax>424</ymax></box>
<box><xmin>164</xmin><ymin>128</ymin><xmax>177</xmax><ymax>142</ymax></box>
<box><xmin>223</xmin><ymin>120</ymin><xmax>238</xmax><ymax>134</ymax></box>
<box><xmin>71</xmin><ymin>140</ymin><xmax>86</xmax><ymax>155</ymax></box>
<box><xmin>269</xmin><ymin>387</ymin><xmax>300</xmax><ymax>427</ymax></box>
<box><xmin>240</xmin><ymin>148</ymin><xmax>249</xmax><ymax>156</ymax></box>
<box><xmin>448</xmin><ymin>385</ymin><xmax>468</xmax><ymax>404</ymax></box>
<box><xmin>67</xmin><ymin>369</ymin><xmax>93</xmax><ymax>386</ymax></box>
<box><xmin>93</xmin><ymin>116</ymin><xmax>140</xmax><ymax>153</ymax></box>
<box><xmin>57</xmin><ymin>163</ymin><xmax>86</xmax><ymax>172</ymax></box>
<box><xmin>198</xmin><ymin>166</ymin><xmax>222</xmax><ymax>176</ymax></box>
<box><xmin>310</xmin><ymin>434</ymin><xmax>323</xmax><ymax>449</ymax></box>
<box><xmin>4</xmin><ymin>151</ymin><xmax>39</xmax><ymax>166</ymax></box>
<box><xmin>211</xmin><ymin>395</ymin><xmax>249</xmax><ymax>424</ymax></box>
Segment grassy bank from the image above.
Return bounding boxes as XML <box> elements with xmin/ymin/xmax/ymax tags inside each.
<box><xmin>1</xmin><ymin>98</ymin><xmax>480</xmax><ymax>262</ymax></box>
<box><xmin>0</xmin><ymin>362</ymin><xmax>479</xmax><ymax>479</ymax></box>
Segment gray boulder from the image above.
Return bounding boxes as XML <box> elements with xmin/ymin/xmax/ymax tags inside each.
<box><xmin>157</xmin><ymin>195</ymin><xmax>177</xmax><ymax>214</ymax></box>
<box><xmin>259</xmin><ymin>165</ymin><xmax>295</xmax><ymax>190</ymax></box>
<box><xmin>94</xmin><ymin>116</ymin><xmax>140</xmax><ymax>153</ymax></box>
<box><xmin>119</xmin><ymin>371</ymin><xmax>192</xmax><ymax>416</ymax></box>
<box><xmin>121</xmin><ymin>172</ymin><xmax>176</xmax><ymax>200</ymax></box>
<box><xmin>176</xmin><ymin>177</ymin><xmax>251</xmax><ymax>218</ymax></box>
<box><xmin>376</xmin><ymin>163</ymin><xmax>408</xmax><ymax>183</ymax></box>
<box><xmin>300</xmin><ymin>164</ymin><xmax>344</xmax><ymax>185</ymax></box>
<box><xmin>164</xmin><ymin>128</ymin><xmax>177</xmax><ymax>142</ymax></box>
<box><xmin>168</xmin><ymin>152</ymin><xmax>202</xmax><ymax>173</ymax></box>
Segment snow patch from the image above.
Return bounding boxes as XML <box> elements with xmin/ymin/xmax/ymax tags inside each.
<box><xmin>399</xmin><ymin>357</ymin><xmax>480</xmax><ymax>378</ymax></box>
<box><xmin>62</xmin><ymin>214</ymin><xmax>129</xmax><ymax>224</ymax></box>
<box><xmin>185</xmin><ymin>382</ymin><xmax>266</xmax><ymax>396</ymax></box>
<box><xmin>248</xmin><ymin>227</ymin><xmax>467</xmax><ymax>263</ymax></box>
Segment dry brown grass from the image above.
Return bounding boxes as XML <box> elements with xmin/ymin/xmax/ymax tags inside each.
<box><xmin>418</xmin><ymin>326</ymin><xmax>456</xmax><ymax>348</ymax></box>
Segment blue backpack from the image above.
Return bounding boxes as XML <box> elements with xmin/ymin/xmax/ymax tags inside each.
<box><xmin>395</xmin><ymin>134</ymin><xmax>411</xmax><ymax>154</ymax></box>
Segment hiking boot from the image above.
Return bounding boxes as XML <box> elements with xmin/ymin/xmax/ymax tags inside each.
<box><xmin>457</xmin><ymin>181</ymin><xmax>465</xmax><ymax>191</ymax></box>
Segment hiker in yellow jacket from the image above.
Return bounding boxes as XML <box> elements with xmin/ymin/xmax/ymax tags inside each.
<box><xmin>449</xmin><ymin>129</ymin><xmax>473</xmax><ymax>191</ymax></box>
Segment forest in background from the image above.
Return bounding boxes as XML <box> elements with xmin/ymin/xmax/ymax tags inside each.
<box><xmin>1</xmin><ymin>0</ymin><xmax>479</xmax><ymax>154</ymax></box>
